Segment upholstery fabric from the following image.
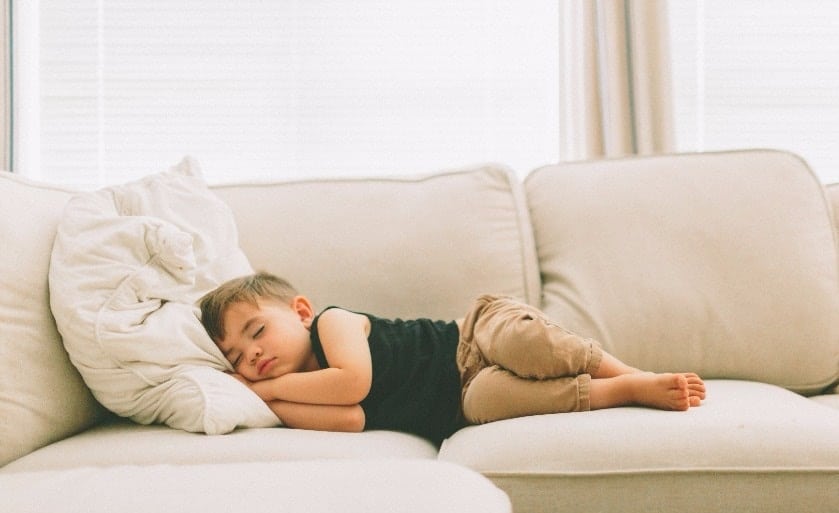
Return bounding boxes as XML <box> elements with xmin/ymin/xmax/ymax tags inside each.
<box><xmin>2</xmin><ymin>419</ymin><xmax>437</xmax><ymax>472</ymax></box>
<box><xmin>0</xmin><ymin>172</ymin><xmax>102</xmax><ymax>467</ymax></box>
<box><xmin>211</xmin><ymin>164</ymin><xmax>541</xmax><ymax>320</ymax></box>
<box><xmin>2</xmin><ymin>460</ymin><xmax>511</xmax><ymax>513</ymax></box>
<box><xmin>439</xmin><ymin>380</ymin><xmax>839</xmax><ymax>513</ymax></box>
<box><xmin>526</xmin><ymin>150</ymin><xmax>839</xmax><ymax>393</ymax></box>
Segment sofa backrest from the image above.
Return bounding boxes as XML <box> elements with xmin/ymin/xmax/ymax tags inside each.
<box><xmin>211</xmin><ymin>164</ymin><xmax>541</xmax><ymax>321</ymax></box>
<box><xmin>526</xmin><ymin>149</ymin><xmax>839</xmax><ymax>395</ymax></box>
<box><xmin>0</xmin><ymin>172</ymin><xmax>104</xmax><ymax>468</ymax></box>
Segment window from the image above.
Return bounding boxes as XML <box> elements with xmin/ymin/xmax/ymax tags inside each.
<box><xmin>668</xmin><ymin>0</ymin><xmax>839</xmax><ymax>183</ymax></box>
<box><xmin>21</xmin><ymin>1</ymin><xmax>560</xmax><ymax>188</ymax></box>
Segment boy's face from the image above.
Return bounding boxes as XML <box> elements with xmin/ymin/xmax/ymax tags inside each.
<box><xmin>216</xmin><ymin>296</ymin><xmax>316</xmax><ymax>382</ymax></box>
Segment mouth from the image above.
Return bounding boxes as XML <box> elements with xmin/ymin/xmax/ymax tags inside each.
<box><xmin>257</xmin><ymin>357</ymin><xmax>277</xmax><ymax>376</ymax></box>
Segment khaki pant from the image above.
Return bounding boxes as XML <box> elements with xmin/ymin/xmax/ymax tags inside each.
<box><xmin>456</xmin><ymin>295</ymin><xmax>604</xmax><ymax>424</ymax></box>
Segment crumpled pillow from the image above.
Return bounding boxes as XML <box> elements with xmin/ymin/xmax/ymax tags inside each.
<box><xmin>48</xmin><ymin>157</ymin><xmax>280</xmax><ymax>434</ymax></box>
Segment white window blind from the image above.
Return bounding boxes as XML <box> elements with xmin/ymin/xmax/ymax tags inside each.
<box><xmin>668</xmin><ymin>0</ymin><xmax>839</xmax><ymax>183</ymax></box>
<box><xmin>30</xmin><ymin>1</ymin><xmax>560</xmax><ymax>188</ymax></box>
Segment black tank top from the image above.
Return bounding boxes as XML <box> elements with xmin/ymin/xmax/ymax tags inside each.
<box><xmin>310</xmin><ymin>307</ymin><xmax>463</xmax><ymax>445</ymax></box>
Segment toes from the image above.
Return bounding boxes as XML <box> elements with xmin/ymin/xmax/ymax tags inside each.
<box><xmin>689</xmin><ymin>388</ymin><xmax>706</xmax><ymax>400</ymax></box>
<box><xmin>683</xmin><ymin>373</ymin><xmax>705</xmax><ymax>386</ymax></box>
<box><xmin>681</xmin><ymin>373</ymin><xmax>707</xmax><ymax>400</ymax></box>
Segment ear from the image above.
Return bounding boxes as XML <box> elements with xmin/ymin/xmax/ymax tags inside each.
<box><xmin>291</xmin><ymin>295</ymin><xmax>315</xmax><ymax>328</ymax></box>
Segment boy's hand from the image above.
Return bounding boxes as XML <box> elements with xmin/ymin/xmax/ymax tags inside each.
<box><xmin>228</xmin><ymin>372</ymin><xmax>265</xmax><ymax>398</ymax></box>
<box><xmin>228</xmin><ymin>371</ymin><xmax>276</xmax><ymax>402</ymax></box>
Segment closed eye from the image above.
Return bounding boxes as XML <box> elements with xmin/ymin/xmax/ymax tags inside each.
<box><xmin>253</xmin><ymin>326</ymin><xmax>264</xmax><ymax>338</ymax></box>
<box><xmin>222</xmin><ymin>346</ymin><xmax>241</xmax><ymax>368</ymax></box>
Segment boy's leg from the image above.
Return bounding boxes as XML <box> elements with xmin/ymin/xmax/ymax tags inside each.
<box><xmin>458</xmin><ymin>295</ymin><xmax>602</xmax><ymax>385</ymax></box>
<box><xmin>462</xmin><ymin>365</ymin><xmax>590</xmax><ymax>424</ymax></box>
<box><xmin>456</xmin><ymin>295</ymin><xmax>707</xmax><ymax>421</ymax></box>
<box><xmin>593</xmin><ymin>351</ymin><xmax>643</xmax><ymax>378</ymax></box>
<box><xmin>462</xmin><ymin>367</ymin><xmax>705</xmax><ymax>422</ymax></box>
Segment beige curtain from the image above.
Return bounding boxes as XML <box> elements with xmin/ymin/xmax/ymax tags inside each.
<box><xmin>1</xmin><ymin>1</ymin><xmax>9</xmax><ymax>171</ymax></box>
<box><xmin>560</xmin><ymin>0</ymin><xmax>674</xmax><ymax>161</ymax></box>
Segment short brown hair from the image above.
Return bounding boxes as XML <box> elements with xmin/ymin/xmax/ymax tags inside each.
<box><xmin>199</xmin><ymin>272</ymin><xmax>299</xmax><ymax>342</ymax></box>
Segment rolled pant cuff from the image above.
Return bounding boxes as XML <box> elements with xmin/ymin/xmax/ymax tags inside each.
<box><xmin>577</xmin><ymin>373</ymin><xmax>592</xmax><ymax>411</ymax></box>
<box><xmin>586</xmin><ymin>340</ymin><xmax>604</xmax><ymax>376</ymax></box>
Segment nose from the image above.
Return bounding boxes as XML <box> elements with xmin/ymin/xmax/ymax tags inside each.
<box><xmin>247</xmin><ymin>344</ymin><xmax>263</xmax><ymax>365</ymax></box>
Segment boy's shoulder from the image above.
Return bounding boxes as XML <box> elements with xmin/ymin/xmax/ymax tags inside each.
<box><xmin>314</xmin><ymin>307</ymin><xmax>372</xmax><ymax>335</ymax></box>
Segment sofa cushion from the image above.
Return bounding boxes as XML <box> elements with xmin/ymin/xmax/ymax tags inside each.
<box><xmin>211</xmin><ymin>164</ymin><xmax>541</xmax><ymax>320</ymax></box>
<box><xmin>0</xmin><ymin>418</ymin><xmax>438</xmax><ymax>472</ymax></box>
<box><xmin>526</xmin><ymin>150</ymin><xmax>839</xmax><ymax>393</ymax></box>
<box><xmin>0</xmin><ymin>172</ymin><xmax>102</xmax><ymax>467</ymax></box>
<box><xmin>1</xmin><ymin>460</ymin><xmax>511</xmax><ymax>513</ymax></box>
<box><xmin>439</xmin><ymin>380</ymin><xmax>839</xmax><ymax>513</ymax></box>
<box><xmin>811</xmin><ymin>386</ymin><xmax>839</xmax><ymax>410</ymax></box>
<box><xmin>48</xmin><ymin>158</ymin><xmax>279</xmax><ymax>435</ymax></box>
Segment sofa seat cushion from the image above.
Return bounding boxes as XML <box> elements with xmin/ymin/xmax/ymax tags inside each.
<box><xmin>812</xmin><ymin>391</ymin><xmax>839</xmax><ymax>411</ymax></box>
<box><xmin>438</xmin><ymin>380</ymin><xmax>839</xmax><ymax>513</ymax></box>
<box><xmin>2</xmin><ymin>460</ymin><xmax>511</xmax><ymax>513</ymax></box>
<box><xmin>1</xmin><ymin>420</ymin><xmax>439</xmax><ymax>472</ymax></box>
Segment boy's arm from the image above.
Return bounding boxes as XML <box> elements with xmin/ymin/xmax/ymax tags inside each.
<box><xmin>267</xmin><ymin>401</ymin><xmax>365</xmax><ymax>432</ymax></box>
<box><xmin>248</xmin><ymin>308</ymin><xmax>373</xmax><ymax>405</ymax></box>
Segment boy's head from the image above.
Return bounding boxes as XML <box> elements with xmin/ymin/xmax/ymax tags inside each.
<box><xmin>199</xmin><ymin>272</ymin><xmax>299</xmax><ymax>343</ymax></box>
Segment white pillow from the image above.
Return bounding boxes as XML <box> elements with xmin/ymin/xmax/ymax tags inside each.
<box><xmin>48</xmin><ymin>157</ymin><xmax>280</xmax><ymax>434</ymax></box>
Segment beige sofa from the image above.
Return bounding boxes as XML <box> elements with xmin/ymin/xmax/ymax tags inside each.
<box><xmin>1</xmin><ymin>149</ymin><xmax>838</xmax><ymax>512</ymax></box>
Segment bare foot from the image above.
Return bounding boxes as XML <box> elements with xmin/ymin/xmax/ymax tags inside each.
<box><xmin>590</xmin><ymin>373</ymin><xmax>694</xmax><ymax>411</ymax></box>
